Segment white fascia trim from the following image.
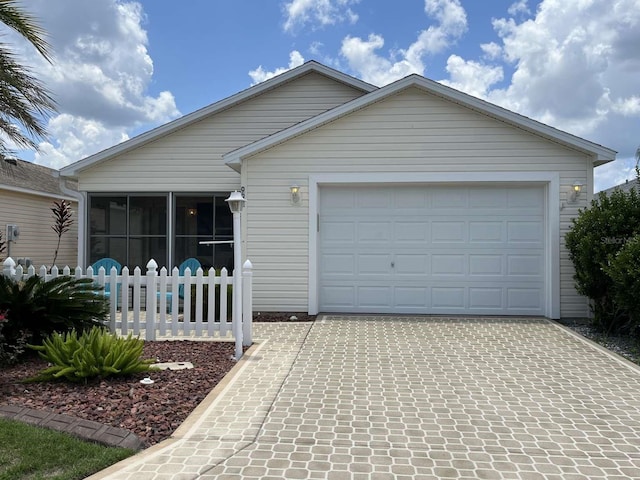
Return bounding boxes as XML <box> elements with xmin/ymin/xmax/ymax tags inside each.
<box><xmin>226</xmin><ymin>75</ymin><xmax>616</xmax><ymax>171</ymax></box>
<box><xmin>0</xmin><ymin>184</ymin><xmax>76</xmax><ymax>202</ymax></box>
<box><xmin>61</xmin><ymin>61</ymin><xmax>377</xmax><ymax>177</ymax></box>
<box><xmin>308</xmin><ymin>172</ymin><xmax>561</xmax><ymax>319</ymax></box>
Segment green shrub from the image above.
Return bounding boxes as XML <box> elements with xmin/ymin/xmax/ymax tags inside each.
<box><xmin>565</xmin><ymin>187</ymin><xmax>640</xmax><ymax>333</ymax></box>
<box><xmin>0</xmin><ymin>310</ymin><xmax>28</xmax><ymax>365</ymax></box>
<box><xmin>604</xmin><ymin>234</ymin><xmax>640</xmax><ymax>334</ymax></box>
<box><xmin>28</xmin><ymin>327</ymin><xmax>156</xmax><ymax>382</ymax></box>
<box><xmin>0</xmin><ymin>275</ymin><xmax>109</xmax><ymax>346</ymax></box>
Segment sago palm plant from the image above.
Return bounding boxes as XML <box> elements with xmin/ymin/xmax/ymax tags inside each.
<box><xmin>0</xmin><ymin>275</ymin><xmax>108</xmax><ymax>345</ymax></box>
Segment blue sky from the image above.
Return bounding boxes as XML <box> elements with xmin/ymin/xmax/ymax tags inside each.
<box><xmin>7</xmin><ymin>0</ymin><xmax>640</xmax><ymax>191</ymax></box>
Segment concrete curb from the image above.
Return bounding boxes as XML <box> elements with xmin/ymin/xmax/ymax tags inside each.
<box><xmin>0</xmin><ymin>404</ymin><xmax>143</xmax><ymax>450</ymax></box>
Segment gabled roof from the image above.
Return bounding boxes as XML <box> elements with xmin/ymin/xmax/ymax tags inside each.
<box><xmin>225</xmin><ymin>74</ymin><xmax>617</xmax><ymax>171</ymax></box>
<box><xmin>601</xmin><ymin>177</ymin><xmax>638</xmax><ymax>195</ymax></box>
<box><xmin>0</xmin><ymin>157</ymin><xmax>77</xmax><ymax>199</ymax></box>
<box><xmin>60</xmin><ymin>61</ymin><xmax>377</xmax><ymax>177</ymax></box>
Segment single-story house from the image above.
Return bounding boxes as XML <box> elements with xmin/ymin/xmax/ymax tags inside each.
<box><xmin>601</xmin><ymin>178</ymin><xmax>638</xmax><ymax>196</ymax></box>
<box><xmin>0</xmin><ymin>157</ymin><xmax>78</xmax><ymax>266</ymax></box>
<box><xmin>59</xmin><ymin>61</ymin><xmax>616</xmax><ymax>319</ymax></box>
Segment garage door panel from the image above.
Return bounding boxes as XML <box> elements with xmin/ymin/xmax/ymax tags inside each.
<box><xmin>469</xmin><ymin>222</ymin><xmax>504</xmax><ymax>243</ymax></box>
<box><xmin>432</xmin><ymin>189</ymin><xmax>468</xmax><ymax>208</ymax></box>
<box><xmin>507</xmin><ymin>255</ymin><xmax>543</xmax><ymax>276</ymax></box>
<box><xmin>432</xmin><ymin>254</ymin><xmax>465</xmax><ymax>275</ymax></box>
<box><xmin>469</xmin><ymin>287</ymin><xmax>503</xmax><ymax>308</ymax></box>
<box><xmin>358</xmin><ymin>254</ymin><xmax>392</xmax><ymax>275</ymax></box>
<box><xmin>321</xmin><ymin>286</ymin><xmax>355</xmax><ymax>308</ymax></box>
<box><xmin>321</xmin><ymin>221</ymin><xmax>355</xmax><ymax>243</ymax></box>
<box><xmin>508</xmin><ymin>187</ymin><xmax>544</xmax><ymax>208</ymax></box>
<box><xmin>469</xmin><ymin>255</ymin><xmax>503</xmax><ymax>276</ymax></box>
<box><xmin>469</xmin><ymin>188</ymin><xmax>508</xmax><ymax>208</ymax></box>
<box><xmin>358</xmin><ymin>222</ymin><xmax>392</xmax><ymax>243</ymax></box>
<box><xmin>432</xmin><ymin>222</ymin><xmax>466</xmax><ymax>243</ymax></box>
<box><xmin>395</xmin><ymin>254</ymin><xmax>429</xmax><ymax>274</ymax></box>
<box><xmin>319</xmin><ymin>185</ymin><xmax>546</xmax><ymax>315</ymax></box>
<box><xmin>323</xmin><ymin>189</ymin><xmax>356</xmax><ymax>209</ymax></box>
<box><xmin>507</xmin><ymin>288</ymin><xmax>543</xmax><ymax>310</ymax></box>
<box><xmin>507</xmin><ymin>221</ymin><xmax>544</xmax><ymax>244</ymax></box>
<box><xmin>432</xmin><ymin>287</ymin><xmax>466</xmax><ymax>308</ymax></box>
<box><xmin>395</xmin><ymin>287</ymin><xmax>429</xmax><ymax>308</ymax></box>
<box><xmin>322</xmin><ymin>254</ymin><xmax>355</xmax><ymax>275</ymax></box>
<box><xmin>394</xmin><ymin>222</ymin><xmax>429</xmax><ymax>242</ymax></box>
<box><xmin>395</xmin><ymin>189</ymin><xmax>428</xmax><ymax>208</ymax></box>
<box><xmin>357</xmin><ymin>189</ymin><xmax>392</xmax><ymax>209</ymax></box>
<box><xmin>358</xmin><ymin>286</ymin><xmax>392</xmax><ymax>307</ymax></box>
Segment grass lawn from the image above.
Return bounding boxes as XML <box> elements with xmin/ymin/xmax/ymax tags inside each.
<box><xmin>0</xmin><ymin>418</ymin><xmax>134</xmax><ymax>480</ymax></box>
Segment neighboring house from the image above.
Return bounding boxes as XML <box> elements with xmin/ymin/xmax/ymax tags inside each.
<box><xmin>600</xmin><ymin>178</ymin><xmax>638</xmax><ymax>196</ymax></box>
<box><xmin>59</xmin><ymin>61</ymin><xmax>616</xmax><ymax>319</ymax></box>
<box><xmin>0</xmin><ymin>157</ymin><xmax>78</xmax><ymax>266</ymax></box>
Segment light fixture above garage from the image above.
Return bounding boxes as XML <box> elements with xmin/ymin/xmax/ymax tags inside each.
<box><xmin>569</xmin><ymin>181</ymin><xmax>584</xmax><ymax>202</ymax></box>
<box><xmin>290</xmin><ymin>184</ymin><xmax>301</xmax><ymax>205</ymax></box>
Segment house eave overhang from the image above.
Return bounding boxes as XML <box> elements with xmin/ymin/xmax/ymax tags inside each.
<box><xmin>60</xmin><ymin>61</ymin><xmax>377</xmax><ymax>178</ymax></box>
<box><xmin>0</xmin><ymin>183</ymin><xmax>77</xmax><ymax>201</ymax></box>
<box><xmin>224</xmin><ymin>74</ymin><xmax>617</xmax><ymax>170</ymax></box>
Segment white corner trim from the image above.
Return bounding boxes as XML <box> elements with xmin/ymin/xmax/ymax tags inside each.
<box><xmin>307</xmin><ymin>172</ymin><xmax>561</xmax><ymax>319</ymax></box>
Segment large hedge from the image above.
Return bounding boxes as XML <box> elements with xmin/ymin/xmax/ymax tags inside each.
<box><xmin>565</xmin><ymin>186</ymin><xmax>640</xmax><ymax>333</ymax></box>
<box><xmin>605</xmin><ymin>234</ymin><xmax>640</xmax><ymax>332</ymax></box>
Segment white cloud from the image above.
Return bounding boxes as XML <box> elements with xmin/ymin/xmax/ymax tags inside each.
<box><xmin>283</xmin><ymin>0</ymin><xmax>360</xmax><ymax>32</ymax></box>
<box><xmin>440</xmin><ymin>55</ymin><xmax>503</xmax><ymax>98</ymax></box>
<box><xmin>248</xmin><ymin>51</ymin><xmax>306</xmax><ymax>85</ymax></box>
<box><xmin>340</xmin><ymin>0</ymin><xmax>468</xmax><ymax>85</ymax></box>
<box><xmin>508</xmin><ymin>0</ymin><xmax>530</xmax><ymax>17</ymax></box>
<box><xmin>8</xmin><ymin>0</ymin><xmax>180</xmax><ymax>168</ymax></box>
<box><xmin>612</xmin><ymin>96</ymin><xmax>640</xmax><ymax>116</ymax></box>
<box><xmin>34</xmin><ymin>114</ymin><xmax>129</xmax><ymax>169</ymax></box>
<box><xmin>480</xmin><ymin>42</ymin><xmax>502</xmax><ymax>60</ymax></box>
<box><xmin>437</xmin><ymin>0</ymin><xmax>640</xmax><ymax>190</ymax></box>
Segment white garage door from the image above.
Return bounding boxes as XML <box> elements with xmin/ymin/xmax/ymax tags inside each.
<box><xmin>319</xmin><ymin>185</ymin><xmax>546</xmax><ymax>315</ymax></box>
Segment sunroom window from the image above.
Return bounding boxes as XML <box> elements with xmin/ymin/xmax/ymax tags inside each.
<box><xmin>89</xmin><ymin>195</ymin><xmax>167</xmax><ymax>268</ymax></box>
<box><xmin>174</xmin><ymin>195</ymin><xmax>233</xmax><ymax>271</ymax></box>
<box><xmin>88</xmin><ymin>193</ymin><xmax>233</xmax><ymax>272</ymax></box>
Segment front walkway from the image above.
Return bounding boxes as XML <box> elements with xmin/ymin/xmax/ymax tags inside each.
<box><xmin>93</xmin><ymin>316</ymin><xmax>640</xmax><ymax>479</ymax></box>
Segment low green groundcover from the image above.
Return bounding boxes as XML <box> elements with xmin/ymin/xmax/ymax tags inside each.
<box><xmin>0</xmin><ymin>418</ymin><xmax>133</xmax><ymax>480</ymax></box>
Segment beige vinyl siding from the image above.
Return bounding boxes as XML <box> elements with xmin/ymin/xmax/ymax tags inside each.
<box><xmin>79</xmin><ymin>72</ymin><xmax>367</xmax><ymax>192</ymax></box>
<box><xmin>0</xmin><ymin>190</ymin><xmax>78</xmax><ymax>267</ymax></box>
<box><xmin>244</xmin><ymin>87</ymin><xmax>590</xmax><ymax>316</ymax></box>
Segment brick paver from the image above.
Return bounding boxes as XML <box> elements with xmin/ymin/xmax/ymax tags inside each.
<box><xmin>93</xmin><ymin>317</ymin><xmax>640</xmax><ymax>479</ymax></box>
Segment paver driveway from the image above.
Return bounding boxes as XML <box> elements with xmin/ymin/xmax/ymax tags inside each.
<box><xmin>99</xmin><ymin>316</ymin><xmax>640</xmax><ymax>479</ymax></box>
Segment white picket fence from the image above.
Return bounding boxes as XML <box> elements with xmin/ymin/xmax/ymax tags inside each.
<box><xmin>1</xmin><ymin>257</ymin><xmax>253</xmax><ymax>346</ymax></box>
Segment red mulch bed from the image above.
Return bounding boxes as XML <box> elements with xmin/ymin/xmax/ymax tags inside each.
<box><xmin>0</xmin><ymin>313</ymin><xmax>315</xmax><ymax>447</ymax></box>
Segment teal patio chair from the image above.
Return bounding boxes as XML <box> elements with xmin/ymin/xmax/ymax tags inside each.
<box><xmin>91</xmin><ymin>258</ymin><xmax>122</xmax><ymax>300</ymax></box>
<box><xmin>159</xmin><ymin>257</ymin><xmax>201</xmax><ymax>311</ymax></box>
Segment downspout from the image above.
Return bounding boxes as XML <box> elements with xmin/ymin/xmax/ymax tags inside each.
<box><xmin>57</xmin><ymin>173</ymin><xmax>86</xmax><ymax>268</ymax></box>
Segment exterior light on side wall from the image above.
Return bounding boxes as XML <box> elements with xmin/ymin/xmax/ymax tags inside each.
<box><xmin>569</xmin><ymin>182</ymin><xmax>584</xmax><ymax>202</ymax></box>
<box><xmin>290</xmin><ymin>185</ymin><xmax>301</xmax><ymax>205</ymax></box>
<box><xmin>187</xmin><ymin>208</ymin><xmax>197</xmax><ymax>217</ymax></box>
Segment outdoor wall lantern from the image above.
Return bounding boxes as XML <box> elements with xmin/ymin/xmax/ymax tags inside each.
<box><xmin>569</xmin><ymin>181</ymin><xmax>584</xmax><ymax>202</ymax></box>
<box><xmin>226</xmin><ymin>190</ymin><xmax>246</xmax><ymax>214</ymax></box>
<box><xmin>290</xmin><ymin>184</ymin><xmax>301</xmax><ymax>205</ymax></box>
<box><xmin>225</xmin><ymin>190</ymin><xmax>246</xmax><ymax>360</ymax></box>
